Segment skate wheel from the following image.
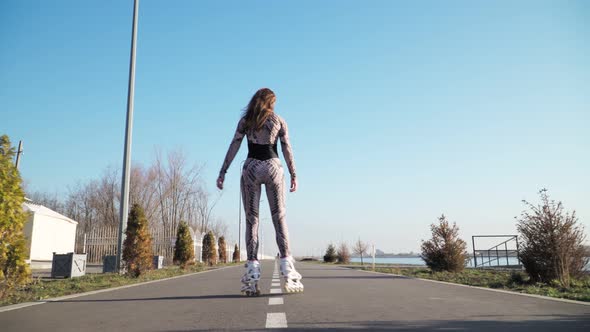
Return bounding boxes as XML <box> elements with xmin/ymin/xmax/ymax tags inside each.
<box><xmin>242</xmin><ymin>288</ymin><xmax>261</xmax><ymax>297</ymax></box>
<box><xmin>284</xmin><ymin>284</ymin><xmax>304</xmax><ymax>293</ymax></box>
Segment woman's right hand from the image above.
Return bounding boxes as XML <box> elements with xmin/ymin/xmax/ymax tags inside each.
<box><xmin>216</xmin><ymin>175</ymin><xmax>224</xmax><ymax>190</ymax></box>
<box><xmin>290</xmin><ymin>177</ymin><xmax>297</xmax><ymax>193</ymax></box>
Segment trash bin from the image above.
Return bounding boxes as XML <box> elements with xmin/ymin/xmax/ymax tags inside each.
<box><xmin>51</xmin><ymin>252</ymin><xmax>87</xmax><ymax>278</ymax></box>
<box><xmin>153</xmin><ymin>255</ymin><xmax>164</xmax><ymax>269</ymax></box>
<box><xmin>103</xmin><ymin>255</ymin><xmax>118</xmax><ymax>273</ymax></box>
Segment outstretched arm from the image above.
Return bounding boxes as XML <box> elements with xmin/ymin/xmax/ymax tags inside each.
<box><xmin>217</xmin><ymin>118</ymin><xmax>246</xmax><ymax>189</ymax></box>
<box><xmin>279</xmin><ymin>117</ymin><xmax>298</xmax><ymax>192</ymax></box>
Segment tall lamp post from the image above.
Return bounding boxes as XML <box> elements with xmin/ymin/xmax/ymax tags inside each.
<box><xmin>116</xmin><ymin>0</ymin><xmax>140</xmax><ymax>273</ymax></box>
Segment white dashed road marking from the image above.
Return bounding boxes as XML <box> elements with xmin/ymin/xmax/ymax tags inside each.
<box><xmin>266</xmin><ymin>261</ymin><xmax>287</xmax><ymax>328</ymax></box>
<box><xmin>266</xmin><ymin>312</ymin><xmax>288</xmax><ymax>328</ymax></box>
<box><xmin>269</xmin><ymin>298</ymin><xmax>284</xmax><ymax>305</ymax></box>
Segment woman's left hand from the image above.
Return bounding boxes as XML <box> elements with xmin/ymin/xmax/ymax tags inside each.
<box><xmin>217</xmin><ymin>176</ymin><xmax>224</xmax><ymax>190</ymax></box>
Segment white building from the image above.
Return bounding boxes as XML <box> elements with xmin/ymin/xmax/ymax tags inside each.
<box><xmin>23</xmin><ymin>202</ymin><xmax>78</xmax><ymax>267</ymax></box>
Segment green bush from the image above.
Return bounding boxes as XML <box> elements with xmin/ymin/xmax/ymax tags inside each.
<box><xmin>201</xmin><ymin>231</ymin><xmax>217</xmax><ymax>266</ymax></box>
<box><xmin>122</xmin><ymin>204</ymin><xmax>154</xmax><ymax>277</ymax></box>
<box><xmin>336</xmin><ymin>243</ymin><xmax>350</xmax><ymax>264</ymax></box>
<box><xmin>489</xmin><ymin>281</ymin><xmax>504</xmax><ymax>289</ymax></box>
<box><xmin>0</xmin><ymin>135</ymin><xmax>31</xmax><ymax>299</ymax></box>
<box><xmin>323</xmin><ymin>244</ymin><xmax>337</xmax><ymax>263</ymax></box>
<box><xmin>218</xmin><ymin>236</ymin><xmax>227</xmax><ymax>264</ymax></box>
<box><xmin>232</xmin><ymin>244</ymin><xmax>240</xmax><ymax>263</ymax></box>
<box><xmin>517</xmin><ymin>189</ymin><xmax>589</xmax><ymax>288</ymax></box>
<box><xmin>420</xmin><ymin>214</ymin><xmax>469</xmax><ymax>272</ymax></box>
<box><xmin>173</xmin><ymin>221</ymin><xmax>194</xmax><ymax>268</ymax></box>
<box><xmin>509</xmin><ymin>271</ymin><xmax>528</xmax><ymax>285</ymax></box>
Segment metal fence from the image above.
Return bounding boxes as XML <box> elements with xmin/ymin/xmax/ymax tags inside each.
<box><xmin>75</xmin><ymin>225</ymin><xmax>233</xmax><ymax>265</ymax></box>
<box><xmin>472</xmin><ymin>235</ymin><xmax>521</xmax><ymax>268</ymax></box>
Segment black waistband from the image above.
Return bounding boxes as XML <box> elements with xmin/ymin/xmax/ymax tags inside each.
<box><xmin>247</xmin><ymin>142</ymin><xmax>278</xmax><ymax>160</ymax></box>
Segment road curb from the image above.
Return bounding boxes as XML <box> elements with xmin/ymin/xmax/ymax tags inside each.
<box><xmin>0</xmin><ymin>265</ymin><xmax>239</xmax><ymax>313</ymax></box>
<box><xmin>346</xmin><ymin>266</ymin><xmax>590</xmax><ymax>307</ymax></box>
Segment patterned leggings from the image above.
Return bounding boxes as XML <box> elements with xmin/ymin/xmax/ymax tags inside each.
<box><xmin>241</xmin><ymin>158</ymin><xmax>291</xmax><ymax>261</ymax></box>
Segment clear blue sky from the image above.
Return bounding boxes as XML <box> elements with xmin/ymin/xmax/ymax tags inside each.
<box><xmin>2</xmin><ymin>1</ymin><xmax>589</xmax><ymax>256</ymax></box>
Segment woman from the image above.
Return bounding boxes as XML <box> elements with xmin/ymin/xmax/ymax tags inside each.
<box><xmin>217</xmin><ymin>88</ymin><xmax>303</xmax><ymax>295</ymax></box>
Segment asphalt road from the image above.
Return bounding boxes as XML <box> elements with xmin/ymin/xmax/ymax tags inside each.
<box><xmin>1</xmin><ymin>261</ymin><xmax>589</xmax><ymax>331</ymax></box>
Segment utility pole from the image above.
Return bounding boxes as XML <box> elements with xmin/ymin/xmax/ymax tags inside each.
<box><xmin>15</xmin><ymin>140</ymin><xmax>23</xmax><ymax>169</ymax></box>
<box><xmin>116</xmin><ymin>0</ymin><xmax>140</xmax><ymax>274</ymax></box>
<box><xmin>372</xmin><ymin>244</ymin><xmax>376</xmax><ymax>271</ymax></box>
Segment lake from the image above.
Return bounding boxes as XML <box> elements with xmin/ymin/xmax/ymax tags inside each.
<box><xmin>350</xmin><ymin>257</ymin><xmax>590</xmax><ymax>270</ymax></box>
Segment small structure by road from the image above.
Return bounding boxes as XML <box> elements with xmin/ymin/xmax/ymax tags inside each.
<box><xmin>23</xmin><ymin>202</ymin><xmax>78</xmax><ymax>269</ymax></box>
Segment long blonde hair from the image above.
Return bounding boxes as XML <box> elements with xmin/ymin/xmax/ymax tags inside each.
<box><xmin>242</xmin><ymin>88</ymin><xmax>276</xmax><ymax>131</ymax></box>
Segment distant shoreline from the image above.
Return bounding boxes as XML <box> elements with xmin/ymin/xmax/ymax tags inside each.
<box><xmin>351</xmin><ymin>254</ymin><xmax>523</xmax><ymax>258</ymax></box>
<box><xmin>352</xmin><ymin>255</ymin><xmax>421</xmax><ymax>259</ymax></box>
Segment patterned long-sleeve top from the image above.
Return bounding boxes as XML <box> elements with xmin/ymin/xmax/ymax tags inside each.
<box><xmin>219</xmin><ymin>113</ymin><xmax>297</xmax><ymax>179</ymax></box>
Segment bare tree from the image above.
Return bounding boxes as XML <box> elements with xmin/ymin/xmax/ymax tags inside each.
<box><xmin>209</xmin><ymin>216</ymin><xmax>229</xmax><ymax>240</ymax></box>
<box><xmin>129</xmin><ymin>164</ymin><xmax>158</xmax><ymax>222</ymax></box>
<box><xmin>194</xmin><ymin>187</ymin><xmax>222</xmax><ymax>233</ymax></box>
<box><xmin>352</xmin><ymin>238</ymin><xmax>369</xmax><ymax>265</ymax></box>
<box><xmin>26</xmin><ymin>190</ymin><xmax>65</xmax><ymax>213</ymax></box>
<box><xmin>152</xmin><ymin>149</ymin><xmax>212</xmax><ymax>232</ymax></box>
<box><xmin>93</xmin><ymin>167</ymin><xmax>119</xmax><ymax>227</ymax></box>
<box><xmin>65</xmin><ymin>181</ymin><xmax>98</xmax><ymax>232</ymax></box>
<box><xmin>62</xmin><ymin>168</ymin><xmax>120</xmax><ymax>230</ymax></box>
<box><xmin>36</xmin><ymin>149</ymin><xmax>223</xmax><ymax>240</ymax></box>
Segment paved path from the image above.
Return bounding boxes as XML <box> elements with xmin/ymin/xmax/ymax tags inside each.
<box><xmin>1</xmin><ymin>261</ymin><xmax>589</xmax><ymax>331</ymax></box>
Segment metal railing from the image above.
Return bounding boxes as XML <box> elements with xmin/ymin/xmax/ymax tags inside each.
<box><xmin>472</xmin><ymin>235</ymin><xmax>521</xmax><ymax>268</ymax></box>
